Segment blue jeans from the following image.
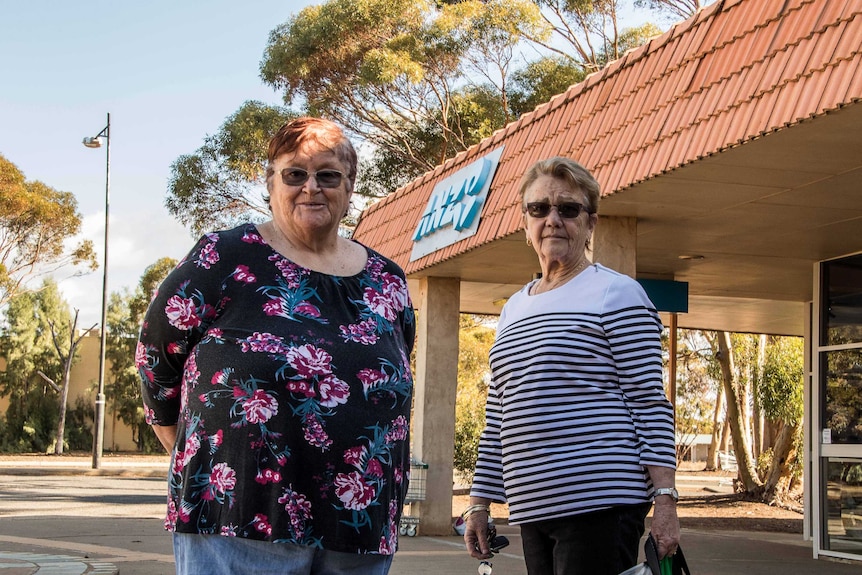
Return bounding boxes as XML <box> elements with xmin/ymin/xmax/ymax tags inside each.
<box><xmin>173</xmin><ymin>533</ymin><xmax>394</xmax><ymax>575</ymax></box>
<box><xmin>519</xmin><ymin>503</ymin><xmax>650</xmax><ymax>575</ymax></box>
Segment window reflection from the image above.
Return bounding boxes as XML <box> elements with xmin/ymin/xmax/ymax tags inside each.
<box><xmin>824</xmin><ymin>459</ymin><xmax>862</xmax><ymax>554</ymax></box>
<box><xmin>823</xmin><ymin>255</ymin><xmax>862</xmax><ymax>346</ymax></box>
<box><xmin>824</xmin><ymin>350</ymin><xmax>862</xmax><ymax>444</ymax></box>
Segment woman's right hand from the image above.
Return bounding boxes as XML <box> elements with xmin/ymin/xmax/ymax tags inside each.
<box><xmin>463</xmin><ymin>510</ymin><xmax>493</xmax><ymax>559</ymax></box>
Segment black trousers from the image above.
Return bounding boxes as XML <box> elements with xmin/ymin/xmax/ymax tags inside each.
<box><xmin>519</xmin><ymin>503</ymin><xmax>651</xmax><ymax>575</ymax></box>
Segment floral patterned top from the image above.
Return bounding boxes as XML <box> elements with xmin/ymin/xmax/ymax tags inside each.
<box><xmin>136</xmin><ymin>223</ymin><xmax>415</xmax><ymax>555</ymax></box>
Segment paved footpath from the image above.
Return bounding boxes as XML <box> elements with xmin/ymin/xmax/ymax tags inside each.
<box><xmin>1</xmin><ymin>457</ymin><xmax>860</xmax><ymax>574</ymax></box>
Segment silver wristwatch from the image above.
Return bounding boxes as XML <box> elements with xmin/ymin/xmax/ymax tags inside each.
<box><xmin>654</xmin><ymin>487</ymin><xmax>679</xmax><ymax>501</ymax></box>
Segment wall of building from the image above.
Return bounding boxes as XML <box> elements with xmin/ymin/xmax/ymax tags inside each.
<box><xmin>0</xmin><ymin>331</ymin><xmax>137</xmax><ymax>452</ymax></box>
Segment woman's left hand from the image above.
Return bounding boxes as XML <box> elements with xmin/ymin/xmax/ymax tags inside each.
<box><xmin>650</xmin><ymin>499</ymin><xmax>680</xmax><ymax>558</ymax></box>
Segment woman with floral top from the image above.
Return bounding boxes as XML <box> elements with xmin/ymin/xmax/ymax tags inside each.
<box><xmin>137</xmin><ymin>117</ymin><xmax>416</xmax><ymax>575</ymax></box>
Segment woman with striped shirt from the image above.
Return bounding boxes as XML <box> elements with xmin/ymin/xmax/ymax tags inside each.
<box><xmin>463</xmin><ymin>157</ymin><xmax>680</xmax><ymax>575</ymax></box>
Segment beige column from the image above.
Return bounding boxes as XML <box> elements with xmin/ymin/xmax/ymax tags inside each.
<box><xmin>590</xmin><ymin>215</ymin><xmax>637</xmax><ymax>277</ymax></box>
<box><xmin>411</xmin><ymin>276</ymin><xmax>460</xmax><ymax>536</ymax></box>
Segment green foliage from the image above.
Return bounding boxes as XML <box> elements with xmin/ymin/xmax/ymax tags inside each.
<box><xmin>166</xmin><ymin>102</ymin><xmax>296</xmax><ymax>235</ymax></box>
<box><xmin>453</xmin><ymin>315</ymin><xmax>495</xmax><ymax>482</ymax></box>
<box><xmin>64</xmin><ymin>397</ymin><xmax>94</xmax><ymax>452</ymax></box>
<box><xmin>0</xmin><ymin>279</ymin><xmax>74</xmax><ymax>452</ymax></box>
<box><xmin>0</xmin><ymin>387</ymin><xmax>60</xmax><ymax>453</ymax></box>
<box><xmin>510</xmin><ymin>57</ymin><xmax>586</xmax><ymax>115</ymax></box>
<box><xmin>105</xmin><ymin>258</ymin><xmax>177</xmax><ymax>453</ymax></box>
<box><xmin>0</xmin><ymin>155</ymin><xmax>97</xmax><ymax>307</ymax></box>
<box><xmin>672</xmin><ymin>330</ymin><xmax>718</xmax><ymax>459</ymax></box>
<box><xmin>758</xmin><ymin>336</ymin><xmax>803</xmax><ymax>426</ymax></box>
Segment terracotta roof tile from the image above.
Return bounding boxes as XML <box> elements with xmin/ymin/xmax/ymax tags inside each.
<box><xmin>353</xmin><ymin>0</ymin><xmax>862</xmax><ymax>272</ymax></box>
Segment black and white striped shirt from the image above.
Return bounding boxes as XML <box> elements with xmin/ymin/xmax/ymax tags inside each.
<box><xmin>470</xmin><ymin>264</ymin><xmax>676</xmax><ymax>525</ymax></box>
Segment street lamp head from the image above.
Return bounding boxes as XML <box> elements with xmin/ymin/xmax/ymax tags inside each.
<box><xmin>82</xmin><ymin>136</ymin><xmax>103</xmax><ymax>149</ymax></box>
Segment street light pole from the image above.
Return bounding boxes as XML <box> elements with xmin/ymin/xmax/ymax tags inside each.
<box><xmin>83</xmin><ymin>113</ymin><xmax>111</xmax><ymax>469</ymax></box>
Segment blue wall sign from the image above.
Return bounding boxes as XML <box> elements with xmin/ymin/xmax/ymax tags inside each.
<box><xmin>636</xmin><ymin>279</ymin><xmax>689</xmax><ymax>313</ymax></box>
<box><xmin>410</xmin><ymin>146</ymin><xmax>504</xmax><ymax>261</ymax></box>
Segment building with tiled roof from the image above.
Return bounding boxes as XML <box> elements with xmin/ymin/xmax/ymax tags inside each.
<box><xmin>353</xmin><ymin>0</ymin><xmax>862</xmax><ymax>561</ymax></box>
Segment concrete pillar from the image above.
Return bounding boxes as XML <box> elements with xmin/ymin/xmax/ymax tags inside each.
<box><xmin>590</xmin><ymin>215</ymin><xmax>637</xmax><ymax>277</ymax></box>
<box><xmin>411</xmin><ymin>276</ymin><xmax>460</xmax><ymax>536</ymax></box>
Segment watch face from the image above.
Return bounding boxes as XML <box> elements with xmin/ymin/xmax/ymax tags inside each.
<box><xmin>656</xmin><ymin>488</ymin><xmax>678</xmax><ymax>500</ymax></box>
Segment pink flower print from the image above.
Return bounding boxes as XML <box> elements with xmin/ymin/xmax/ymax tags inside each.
<box><xmin>143</xmin><ymin>405</ymin><xmax>155</xmax><ymax>425</ymax></box>
<box><xmin>363</xmin><ymin>287</ymin><xmax>397</xmax><ymax>321</ymax></box>
<box><xmin>242</xmin><ymin>229</ymin><xmax>265</xmax><ymax>244</ymax></box>
<box><xmin>211</xmin><ymin>369</ymin><xmax>232</xmax><ymax>386</ymax></box>
<box><xmin>165</xmin><ymin>499</ymin><xmax>178</xmax><ymax>530</ymax></box>
<box><xmin>317</xmin><ymin>375</ymin><xmax>350</xmax><ymax>407</ymax></box>
<box><xmin>255</xmin><ymin>468</ymin><xmax>282</xmax><ymax>485</ymax></box>
<box><xmin>366</xmin><ymin>458</ymin><xmax>384</xmax><ymax>478</ymax></box>
<box><xmin>134</xmin><ymin>342</ymin><xmax>147</xmax><ymax>368</ymax></box>
<box><xmin>385</xmin><ymin>415</ymin><xmax>409</xmax><ymax>443</ymax></box>
<box><xmin>271</xmin><ymin>256</ymin><xmax>304</xmax><ymax>288</ymax></box>
<box><xmin>207</xmin><ymin>327</ymin><xmax>223</xmax><ymax>339</ymax></box>
<box><xmin>379</xmin><ymin>500</ymin><xmax>400</xmax><ymax>554</ymax></box>
<box><xmin>380</xmin><ymin>272</ymin><xmax>409</xmax><ymax>310</ymax></box>
<box><xmin>240</xmin><ymin>332</ymin><xmax>288</xmax><ymax>354</ymax></box>
<box><xmin>196</xmin><ymin>241</ymin><xmax>220</xmax><ymax>269</ymax></box>
<box><xmin>278</xmin><ymin>487</ymin><xmax>313</xmax><ymax>539</ymax></box>
<box><xmin>182</xmin><ymin>353</ymin><xmax>200</xmax><ymax>387</ymax></box>
<box><xmin>334</xmin><ymin>471</ymin><xmax>376</xmax><ymax>511</ymax></box>
<box><xmin>286</xmin><ymin>344</ymin><xmax>332</xmax><ymax>377</ymax></box>
<box><xmin>252</xmin><ymin>513</ymin><xmax>273</xmax><ymax>536</ymax></box>
<box><xmin>178</xmin><ymin>500</ymin><xmax>194</xmax><ymax>523</ymax></box>
<box><xmin>343</xmin><ymin>445</ymin><xmax>367</xmax><ymax>468</ymax></box>
<box><xmin>173</xmin><ymin>433</ymin><xmax>202</xmax><ymax>474</ymax></box>
<box><xmin>287</xmin><ymin>379</ymin><xmax>315</xmax><ymax>398</ymax></box>
<box><xmin>357</xmin><ymin>368</ymin><xmax>387</xmax><ymax>394</ymax></box>
<box><xmin>167</xmin><ymin>342</ymin><xmax>183</xmax><ymax>354</ymax></box>
<box><xmin>263</xmin><ymin>298</ymin><xmax>287</xmax><ymax>317</ymax></box>
<box><xmin>232</xmin><ymin>265</ymin><xmax>256</xmax><ymax>283</ymax></box>
<box><xmin>303</xmin><ymin>413</ymin><xmax>332</xmax><ymax>449</ymax></box>
<box><xmin>165</xmin><ymin>295</ymin><xmax>202</xmax><ymax>330</ymax></box>
<box><xmin>209</xmin><ymin>429</ymin><xmax>223</xmax><ymax>451</ymax></box>
<box><xmin>243</xmin><ymin>389</ymin><xmax>278</xmax><ymax>424</ymax></box>
<box><xmin>394</xmin><ymin>465</ymin><xmax>403</xmax><ymax>485</ymax></box>
<box><xmin>221</xmin><ymin>525</ymin><xmax>238</xmax><ymax>536</ymax></box>
<box><xmin>340</xmin><ymin>318</ymin><xmax>379</xmax><ymax>345</ymax></box>
<box><xmin>205</xmin><ymin>462</ymin><xmax>236</xmax><ymax>500</ymax></box>
<box><xmin>367</xmin><ymin>256</ymin><xmax>385</xmax><ymax>276</ymax></box>
<box><xmin>293</xmin><ymin>301</ymin><xmax>321</xmax><ymax>317</ymax></box>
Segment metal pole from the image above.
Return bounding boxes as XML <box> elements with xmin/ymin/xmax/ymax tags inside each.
<box><xmin>92</xmin><ymin>112</ymin><xmax>110</xmax><ymax>469</ymax></box>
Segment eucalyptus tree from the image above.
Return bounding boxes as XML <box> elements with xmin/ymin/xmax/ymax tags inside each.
<box><xmin>166</xmin><ymin>102</ymin><xmax>296</xmax><ymax>236</ymax></box>
<box><xmin>0</xmin><ymin>155</ymin><xmax>97</xmax><ymax>307</ymax></box>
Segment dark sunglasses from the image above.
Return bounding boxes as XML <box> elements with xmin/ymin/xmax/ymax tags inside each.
<box><xmin>524</xmin><ymin>202</ymin><xmax>590</xmax><ymax>219</ymax></box>
<box><xmin>280</xmin><ymin>168</ymin><xmax>344</xmax><ymax>188</ymax></box>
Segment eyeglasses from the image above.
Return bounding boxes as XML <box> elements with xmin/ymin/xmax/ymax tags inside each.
<box><xmin>280</xmin><ymin>168</ymin><xmax>344</xmax><ymax>188</ymax></box>
<box><xmin>524</xmin><ymin>202</ymin><xmax>590</xmax><ymax>219</ymax></box>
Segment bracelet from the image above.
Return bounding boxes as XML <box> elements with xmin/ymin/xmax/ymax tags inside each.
<box><xmin>461</xmin><ymin>504</ymin><xmax>491</xmax><ymax>520</ymax></box>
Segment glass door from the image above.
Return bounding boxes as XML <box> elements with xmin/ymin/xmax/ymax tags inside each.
<box><xmin>815</xmin><ymin>253</ymin><xmax>862</xmax><ymax>559</ymax></box>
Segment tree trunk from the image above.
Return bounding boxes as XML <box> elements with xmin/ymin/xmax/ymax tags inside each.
<box><xmin>54</xmin><ymin>358</ymin><xmax>73</xmax><ymax>455</ymax></box>
<box><xmin>762</xmin><ymin>421</ymin><xmax>799</xmax><ymax>503</ymax></box>
<box><xmin>706</xmin><ymin>380</ymin><xmax>725</xmax><ymax>471</ymax></box>
<box><xmin>716</xmin><ymin>331</ymin><xmax>762</xmax><ymax>491</ymax></box>
<box><xmin>52</xmin><ymin>311</ymin><xmax>86</xmax><ymax>456</ymax></box>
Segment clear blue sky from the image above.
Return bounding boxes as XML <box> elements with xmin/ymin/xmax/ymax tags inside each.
<box><xmin>0</xmin><ymin>0</ymin><xmax>313</xmax><ymax>327</ymax></box>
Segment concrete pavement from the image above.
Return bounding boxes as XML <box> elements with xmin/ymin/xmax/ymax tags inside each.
<box><xmin>0</xmin><ymin>456</ymin><xmax>860</xmax><ymax>574</ymax></box>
